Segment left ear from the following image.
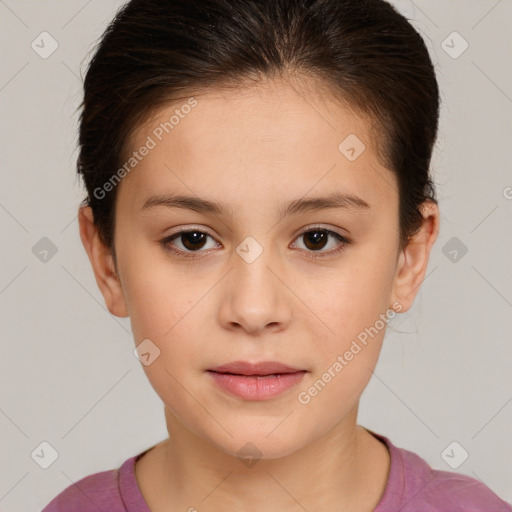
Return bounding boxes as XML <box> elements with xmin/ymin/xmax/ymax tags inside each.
<box><xmin>390</xmin><ymin>200</ymin><xmax>440</xmax><ymax>312</ymax></box>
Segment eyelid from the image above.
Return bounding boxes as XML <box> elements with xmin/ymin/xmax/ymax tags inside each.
<box><xmin>170</xmin><ymin>225</ymin><xmax>214</xmax><ymax>234</ymax></box>
<box><xmin>165</xmin><ymin>224</ymin><xmax>348</xmax><ymax>243</ymax></box>
<box><xmin>291</xmin><ymin>223</ymin><xmax>348</xmax><ymax>240</ymax></box>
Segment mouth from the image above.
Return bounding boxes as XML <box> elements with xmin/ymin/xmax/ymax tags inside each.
<box><xmin>206</xmin><ymin>361</ymin><xmax>307</xmax><ymax>400</ymax></box>
<box><xmin>208</xmin><ymin>360</ymin><xmax>305</xmax><ymax>376</ymax></box>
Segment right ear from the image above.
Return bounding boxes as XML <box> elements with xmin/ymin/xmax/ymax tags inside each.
<box><xmin>78</xmin><ymin>205</ymin><xmax>129</xmax><ymax>318</ymax></box>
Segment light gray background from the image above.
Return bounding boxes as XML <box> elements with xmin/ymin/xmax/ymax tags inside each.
<box><xmin>1</xmin><ymin>1</ymin><xmax>511</xmax><ymax>510</ymax></box>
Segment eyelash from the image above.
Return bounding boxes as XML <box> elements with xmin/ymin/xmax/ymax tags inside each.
<box><xmin>159</xmin><ymin>225</ymin><xmax>351</xmax><ymax>260</ymax></box>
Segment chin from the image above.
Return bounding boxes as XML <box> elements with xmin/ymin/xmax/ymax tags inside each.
<box><xmin>206</xmin><ymin>420</ymin><xmax>313</xmax><ymax>463</ymax></box>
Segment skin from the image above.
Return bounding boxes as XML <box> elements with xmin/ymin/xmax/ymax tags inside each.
<box><xmin>79</xmin><ymin>74</ymin><xmax>439</xmax><ymax>511</ymax></box>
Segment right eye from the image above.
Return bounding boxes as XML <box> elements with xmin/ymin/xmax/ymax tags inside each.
<box><xmin>160</xmin><ymin>228</ymin><xmax>221</xmax><ymax>258</ymax></box>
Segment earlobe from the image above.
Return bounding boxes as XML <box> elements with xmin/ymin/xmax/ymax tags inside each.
<box><xmin>390</xmin><ymin>201</ymin><xmax>440</xmax><ymax>312</ymax></box>
<box><xmin>78</xmin><ymin>205</ymin><xmax>129</xmax><ymax>318</ymax></box>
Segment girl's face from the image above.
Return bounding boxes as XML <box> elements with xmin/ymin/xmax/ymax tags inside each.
<box><xmin>83</xmin><ymin>76</ymin><xmax>436</xmax><ymax>460</ymax></box>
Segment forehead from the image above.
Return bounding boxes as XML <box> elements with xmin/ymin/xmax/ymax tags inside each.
<box><xmin>116</xmin><ymin>76</ymin><xmax>398</xmax><ymax>213</ymax></box>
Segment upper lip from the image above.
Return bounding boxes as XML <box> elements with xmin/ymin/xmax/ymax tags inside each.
<box><xmin>208</xmin><ymin>361</ymin><xmax>305</xmax><ymax>376</ymax></box>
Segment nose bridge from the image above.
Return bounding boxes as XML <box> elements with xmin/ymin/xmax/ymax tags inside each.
<box><xmin>233</xmin><ymin>233</ymin><xmax>279</xmax><ymax>296</ymax></box>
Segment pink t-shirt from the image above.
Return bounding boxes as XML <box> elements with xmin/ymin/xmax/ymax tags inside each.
<box><xmin>41</xmin><ymin>431</ymin><xmax>511</xmax><ymax>511</ymax></box>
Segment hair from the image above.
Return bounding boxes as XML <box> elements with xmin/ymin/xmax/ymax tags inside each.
<box><xmin>77</xmin><ymin>0</ymin><xmax>439</xmax><ymax>262</ymax></box>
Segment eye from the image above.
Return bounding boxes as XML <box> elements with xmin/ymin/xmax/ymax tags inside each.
<box><xmin>160</xmin><ymin>228</ymin><xmax>219</xmax><ymax>258</ymax></box>
<box><xmin>291</xmin><ymin>226</ymin><xmax>351</xmax><ymax>259</ymax></box>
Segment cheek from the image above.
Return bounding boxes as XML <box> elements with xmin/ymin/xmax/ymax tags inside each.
<box><xmin>117</xmin><ymin>237</ymin><xmax>202</xmax><ymax>340</ymax></box>
<box><xmin>296</xmin><ymin>260</ymin><xmax>395</xmax><ymax>421</ymax></box>
<box><xmin>301</xmin><ymin>242</ymin><xmax>397</xmax><ymax>404</ymax></box>
<box><xmin>312</xmin><ymin>247</ymin><xmax>397</xmax><ymax>337</ymax></box>
<box><xmin>125</xmin><ymin>267</ymin><xmax>209</xmax><ymax>411</ymax></box>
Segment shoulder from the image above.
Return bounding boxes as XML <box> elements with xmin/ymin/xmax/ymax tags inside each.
<box><xmin>393</xmin><ymin>439</ymin><xmax>511</xmax><ymax>511</ymax></box>
<box><xmin>41</xmin><ymin>458</ymin><xmax>134</xmax><ymax>512</ymax></box>
<box><xmin>371</xmin><ymin>430</ymin><xmax>512</xmax><ymax>512</ymax></box>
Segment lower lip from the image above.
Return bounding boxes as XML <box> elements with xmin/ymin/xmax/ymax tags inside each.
<box><xmin>207</xmin><ymin>370</ymin><xmax>307</xmax><ymax>400</ymax></box>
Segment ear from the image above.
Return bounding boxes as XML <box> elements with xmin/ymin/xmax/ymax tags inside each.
<box><xmin>390</xmin><ymin>200</ymin><xmax>440</xmax><ymax>312</ymax></box>
<box><xmin>78</xmin><ymin>205</ymin><xmax>129</xmax><ymax>318</ymax></box>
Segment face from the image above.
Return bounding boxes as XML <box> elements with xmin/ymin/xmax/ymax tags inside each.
<box><xmin>80</xmin><ymin>75</ymin><xmax>437</xmax><ymax>460</ymax></box>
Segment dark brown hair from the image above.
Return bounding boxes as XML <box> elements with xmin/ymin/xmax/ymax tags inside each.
<box><xmin>77</xmin><ymin>0</ymin><xmax>439</xmax><ymax>257</ymax></box>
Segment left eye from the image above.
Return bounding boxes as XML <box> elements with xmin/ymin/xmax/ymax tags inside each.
<box><xmin>292</xmin><ymin>228</ymin><xmax>349</xmax><ymax>254</ymax></box>
<box><xmin>160</xmin><ymin>227</ymin><xmax>350</xmax><ymax>258</ymax></box>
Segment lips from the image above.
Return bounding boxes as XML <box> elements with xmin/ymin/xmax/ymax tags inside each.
<box><xmin>207</xmin><ymin>360</ymin><xmax>304</xmax><ymax>376</ymax></box>
<box><xmin>206</xmin><ymin>361</ymin><xmax>307</xmax><ymax>400</ymax></box>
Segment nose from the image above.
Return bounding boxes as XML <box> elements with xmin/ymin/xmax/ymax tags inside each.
<box><xmin>217</xmin><ymin>241</ymin><xmax>292</xmax><ymax>336</ymax></box>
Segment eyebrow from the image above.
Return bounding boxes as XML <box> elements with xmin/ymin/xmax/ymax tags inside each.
<box><xmin>140</xmin><ymin>192</ymin><xmax>371</xmax><ymax>221</ymax></box>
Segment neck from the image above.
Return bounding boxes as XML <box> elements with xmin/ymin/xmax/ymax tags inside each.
<box><xmin>135</xmin><ymin>405</ymin><xmax>390</xmax><ymax>511</ymax></box>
